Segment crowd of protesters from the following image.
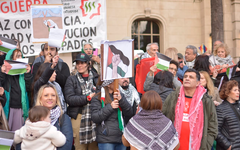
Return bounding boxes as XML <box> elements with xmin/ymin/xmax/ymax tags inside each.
<box><xmin>0</xmin><ymin>40</ymin><xmax>240</xmax><ymax>150</ymax></box>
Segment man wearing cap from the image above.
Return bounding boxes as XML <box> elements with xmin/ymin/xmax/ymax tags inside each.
<box><xmin>32</xmin><ymin>43</ymin><xmax>70</xmax><ymax>89</ymax></box>
<box><xmin>64</xmin><ymin>52</ymin><xmax>99</xmax><ymax>150</ymax></box>
<box><xmin>177</xmin><ymin>53</ymin><xmax>188</xmax><ymax>80</ymax></box>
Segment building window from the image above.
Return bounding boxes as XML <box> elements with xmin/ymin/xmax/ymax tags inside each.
<box><xmin>131</xmin><ymin>20</ymin><xmax>160</xmax><ymax>51</ymax></box>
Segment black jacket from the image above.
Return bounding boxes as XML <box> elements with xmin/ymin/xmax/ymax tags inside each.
<box><xmin>216</xmin><ymin>100</ymin><xmax>240</xmax><ymax>150</ymax></box>
<box><xmin>91</xmin><ymin>94</ymin><xmax>133</xmax><ymax>143</ymax></box>
<box><xmin>148</xmin><ymin>83</ymin><xmax>173</xmax><ymax>103</ymax></box>
<box><xmin>64</xmin><ymin>71</ymin><xmax>99</xmax><ymax>119</ymax></box>
<box><xmin>32</xmin><ymin>62</ymin><xmax>70</xmax><ymax>90</ymax></box>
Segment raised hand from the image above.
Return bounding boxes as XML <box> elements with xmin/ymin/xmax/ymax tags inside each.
<box><xmin>91</xmin><ymin>55</ymin><xmax>100</xmax><ymax>63</ymax></box>
<box><xmin>51</xmin><ymin>55</ymin><xmax>59</xmax><ymax>68</ymax></box>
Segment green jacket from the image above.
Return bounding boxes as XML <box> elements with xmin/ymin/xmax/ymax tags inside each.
<box><xmin>162</xmin><ymin>87</ymin><xmax>218</xmax><ymax>150</ymax></box>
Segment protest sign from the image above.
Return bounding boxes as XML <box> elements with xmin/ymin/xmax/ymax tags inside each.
<box><xmin>48</xmin><ymin>28</ymin><xmax>65</xmax><ymax>48</ymax></box>
<box><xmin>101</xmin><ymin>40</ymin><xmax>134</xmax><ymax>80</ymax></box>
<box><xmin>31</xmin><ymin>4</ymin><xmax>64</xmax><ymax>43</ymax></box>
<box><xmin>0</xmin><ymin>0</ymin><xmax>107</xmax><ymax>57</ymax></box>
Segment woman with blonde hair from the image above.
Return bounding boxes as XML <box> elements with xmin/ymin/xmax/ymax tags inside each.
<box><xmin>199</xmin><ymin>71</ymin><xmax>222</xmax><ymax>106</ymax></box>
<box><xmin>164</xmin><ymin>47</ymin><xmax>178</xmax><ymax>62</ymax></box>
<box><xmin>35</xmin><ymin>84</ymin><xmax>73</xmax><ymax>150</ymax></box>
<box><xmin>209</xmin><ymin>43</ymin><xmax>234</xmax><ymax>73</ymax></box>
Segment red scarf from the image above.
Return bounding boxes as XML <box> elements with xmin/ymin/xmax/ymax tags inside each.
<box><xmin>174</xmin><ymin>85</ymin><xmax>205</xmax><ymax>150</ymax></box>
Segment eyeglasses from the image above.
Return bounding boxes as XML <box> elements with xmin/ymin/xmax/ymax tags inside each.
<box><xmin>84</xmin><ymin>48</ymin><xmax>93</xmax><ymax>51</ymax></box>
<box><xmin>169</xmin><ymin>67</ymin><xmax>177</xmax><ymax>72</ymax></box>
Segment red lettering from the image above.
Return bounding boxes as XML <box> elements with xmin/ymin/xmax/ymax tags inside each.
<box><xmin>34</xmin><ymin>0</ymin><xmax>41</xmax><ymax>4</ymax></box>
<box><xmin>26</xmin><ymin>0</ymin><xmax>32</xmax><ymax>11</ymax></box>
<box><xmin>1</xmin><ymin>2</ymin><xmax>9</xmax><ymax>13</ymax></box>
<box><xmin>19</xmin><ymin>0</ymin><xmax>24</xmax><ymax>12</ymax></box>
<box><xmin>43</xmin><ymin>0</ymin><xmax>48</xmax><ymax>4</ymax></box>
<box><xmin>10</xmin><ymin>1</ymin><xmax>17</xmax><ymax>13</ymax></box>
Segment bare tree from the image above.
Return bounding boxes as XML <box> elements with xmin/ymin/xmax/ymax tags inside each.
<box><xmin>211</xmin><ymin>0</ymin><xmax>224</xmax><ymax>50</ymax></box>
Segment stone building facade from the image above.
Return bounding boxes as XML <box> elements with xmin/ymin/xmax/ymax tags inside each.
<box><xmin>61</xmin><ymin>0</ymin><xmax>240</xmax><ymax>69</ymax></box>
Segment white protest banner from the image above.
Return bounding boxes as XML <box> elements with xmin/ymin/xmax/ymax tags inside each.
<box><xmin>0</xmin><ymin>0</ymin><xmax>107</xmax><ymax>57</ymax></box>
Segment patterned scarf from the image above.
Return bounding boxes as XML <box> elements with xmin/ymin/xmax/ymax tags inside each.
<box><xmin>123</xmin><ymin>109</ymin><xmax>179</xmax><ymax>150</ymax></box>
<box><xmin>76</xmin><ymin>71</ymin><xmax>96</xmax><ymax>144</ymax></box>
<box><xmin>211</xmin><ymin>55</ymin><xmax>233</xmax><ymax>66</ymax></box>
<box><xmin>119</xmin><ymin>84</ymin><xmax>140</xmax><ymax>106</ymax></box>
<box><xmin>140</xmin><ymin>52</ymin><xmax>151</xmax><ymax>59</ymax></box>
<box><xmin>50</xmin><ymin>105</ymin><xmax>61</xmax><ymax>125</ymax></box>
<box><xmin>174</xmin><ymin>85</ymin><xmax>205</xmax><ymax>150</ymax></box>
<box><xmin>185</xmin><ymin>59</ymin><xmax>195</xmax><ymax>69</ymax></box>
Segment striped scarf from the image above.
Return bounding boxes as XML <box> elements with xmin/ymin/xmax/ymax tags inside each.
<box><xmin>77</xmin><ymin>71</ymin><xmax>96</xmax><ymax>144</ymax></box>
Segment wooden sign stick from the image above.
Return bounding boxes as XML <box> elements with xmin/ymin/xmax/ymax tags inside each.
<box><xmin>113</xmin><ymin>79</ymin><xmax>119</xmax><ymax>100</ymax></box>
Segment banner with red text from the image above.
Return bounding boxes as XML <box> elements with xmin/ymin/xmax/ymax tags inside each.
<box><xmin>0</xmin><ymin>0</ymin><xmax>107</xmax><ymax>57</ymax></box>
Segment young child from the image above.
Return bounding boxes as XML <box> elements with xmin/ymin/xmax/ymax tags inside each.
<box><xmin>14</xmin><ymin>106</ymin><xmax>66</xmax><ymax>150</ymax></box>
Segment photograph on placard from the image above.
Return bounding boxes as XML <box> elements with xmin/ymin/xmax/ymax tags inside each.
<box><xmin>30</xmin><ymin>5</ymin><xmax>64</xmax><ymax>43</ymax></box>
<box><xmin>101</xmin><ymin>40</ymin><xmax>133</xmax><ymax>80</ymax></box>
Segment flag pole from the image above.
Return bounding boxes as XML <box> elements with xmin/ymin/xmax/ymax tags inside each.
<box><xmin>113</xmin><ymin>79</ymin><xmax>119</xmax><ymax>100</ymax></box>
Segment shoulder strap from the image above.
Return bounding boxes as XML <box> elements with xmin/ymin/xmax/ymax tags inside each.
<box><xmin>227</xmin><ymin>102</ymin><xmax>240</xmax><ymax>121</ymax></box>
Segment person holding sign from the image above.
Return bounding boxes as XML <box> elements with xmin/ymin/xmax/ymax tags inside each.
<box><xmin>32</xmin><ymin>43</ymin><xmax>70</xmax><ymax>90</ymax></box>
<box><xmin>64</xmin><ymin>53</ymin><xmax>99</xmax><ymax>150</ymax></box>
<box><xmin>91</xmin><ymin>80</ymin><xmax>133</xmax><ymax>150</ymax></box>
<box><xmin>0</xmin><ymin>49</ymin><xmax>32</xmax><ymax>131</ymax></box>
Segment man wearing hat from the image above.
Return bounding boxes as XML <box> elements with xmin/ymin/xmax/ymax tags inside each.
<box><xmin>64</xmin><ymin>52</ymin><xmax>99</xmax><ymax>150</ymax></box>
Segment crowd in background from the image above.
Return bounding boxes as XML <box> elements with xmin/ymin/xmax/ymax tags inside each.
<box><xmin>0</xmin><ymin>40</ymin><xmax>240</xmax><ymax>150</ymax></box>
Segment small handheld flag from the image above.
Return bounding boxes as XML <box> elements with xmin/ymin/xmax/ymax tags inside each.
<box><xmin>199</xmin><ymin>44</ymin><xmax>207</xmax><ymax>54</ymax></box>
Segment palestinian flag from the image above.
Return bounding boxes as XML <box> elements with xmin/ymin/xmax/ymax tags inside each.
<box><xmin>154</xmin><ymin>53</ymin><xmax>171</xmax><ymax>70</ymax></box>
<box><xmin>0</xmin><ymin>130</ymin><xmax>14</xmax><ymax>150</ymax></box>
<box><xmin>107</xmin><ymin>45</ymin><xmax>130</xmax><ymax>77</ymax></box>
<box><xmin>4</xmin><ymin>60</ymin><xmax>28</xmax><ymax>75</ymax></box>
<box><xmin>0</xmin><ymin>36</ymin><xmax>17</xmax><ymax>53</ymax></box>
